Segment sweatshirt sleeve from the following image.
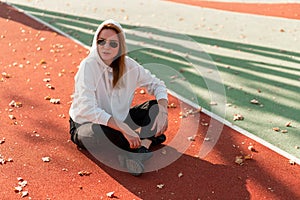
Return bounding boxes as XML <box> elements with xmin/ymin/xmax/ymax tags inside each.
<box><xmin>70</xmin><ymin>60</ymin><xmax>111</xmax><ymax>125</ymax></box>
<box><xmin>131</xmin><ymin>59</ymin><xmax>168</xmax><ymax>101</ymax></box>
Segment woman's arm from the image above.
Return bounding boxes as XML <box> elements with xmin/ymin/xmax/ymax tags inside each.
<box><xmin>151</xmin><ymin>98</ymin><xmax>169</xmax><ymax>137</ymax></box>
<box><xmin>107</xmin><ymin>117</ymin><xmax>141</xmax><ymax>149</ymax></box>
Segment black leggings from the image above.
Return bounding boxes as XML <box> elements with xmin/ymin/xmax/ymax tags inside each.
<box><xmin>69</xmin><ymin>100</ymin><xmax>159</xmax><ymax>151</ymax></box>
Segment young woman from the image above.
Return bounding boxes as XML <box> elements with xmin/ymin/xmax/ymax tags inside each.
<box><xmin>69</xmin><ymin>19</ymin><xmax>168</xmax><ymax>176</ymax></box>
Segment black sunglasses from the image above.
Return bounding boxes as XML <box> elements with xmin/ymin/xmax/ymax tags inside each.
<box><xmin>97</xmin><ymin>39</ymin><xmax>119</xmax><ymax>48</ymax></box>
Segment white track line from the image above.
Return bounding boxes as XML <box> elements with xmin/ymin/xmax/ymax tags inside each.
<box><xmin>9</xmin><ymin>3</ymin><xmax>300</xmax><ymax>165</ymax></box>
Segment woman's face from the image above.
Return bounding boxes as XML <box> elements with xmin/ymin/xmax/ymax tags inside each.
<box><xmin>97</xmin><ymin>28</ymin><xmax>120</xmax><ymax>66</ymax></box>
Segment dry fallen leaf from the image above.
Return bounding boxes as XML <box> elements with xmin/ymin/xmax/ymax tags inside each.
<box><xmin>167</xmin><ymin>103</ymin><xmax>177</xmax><ymax>108</ymax></box>
<box><xmin>9</xmin><ymin>100</ymin><xmax>22</xmax><ymax>108</ymax></box>
<box><xmin>233</xmin><ymin>114</ymin><xmax>244</xmax><ymax>121</ymax></box>
<box><xmin>289</xmin><ymin>160</ymin><xmax>296</xmax><ymax>165</ymax></box>
<box><xmin>244</xmin><ymin>155</ymin><xmax>252</xmax><ymax>160</ymax></box>
<box><xmin>43</xmin><ymin>78</ymin><xmax>51</xmax><ymax>82</ymax></box>
<box><xmin>285</xmin><ymin>122</ymin><xmax>292</xmax><ymax>127</ymax></box>
<box><xmin>78</xmin><ymin>170</ymin><xmax>91</xmax><ymax>176</ymax></box>
<box><xmin>209</xmin><ymin>101</ymin><xmax>218</xmax><ymax>106</ymax></box>
<box><xmin>0</xmin><ymin>138</ymin><xmax>5</xmax><ymax>144</ymax></box>
<box><xmin>139</xmin><ymin>89</ymin><xmax>145</xmax><ymax>94</ymax></box>
<box><xmin>40</xmin><ymin>59</ymin><xmax>47</xmax><ymax>64</ymax></box>
<box><xmin>59</xmin><ymin>114</ymin><xmax>66</xmax><ymax>118</ymax></box>
<box><xmin>106</xmin><ymin>191</ymin><xmax>115</xmax><ymax>198</ymax></box>
<box><xmin>8</xmin><ymin>100</ymin><xmax>15</xmax><ymax>107</ymax></box>
<box><xmin>0</xmin><ymin>157</ymin><xmax>5</xmax><ymax>165</ymax></box>
<box><xmin>201</xmin><ymin>122</ymin><xmax>209</xmax><ymax>126</ymax></box>
<box><xmin>14</xmin><ymin>177</ymin><xmax>29</xmax><ymax>197</ymax></box>
<box><xmin>14</xmin><ymin>102</ymin><xmax>22</xmax><ymax>108</ymax></box>
<box><xmin>248</xmin><ymin>145</ymin><xmax>256</xmax><ymax>152</ymax></box>
<box><xmin>235</xmin><ymin>153</ymin><xmax>254</xmax><ymax>165</ymax></box>
<box><xmin>18</xmin><ymin>180</ymin><xmax>28</xmax><ymax>187</ymax></box>
<box><xmin>50</xmin><ymin>98</ymin><xmax>60</xmax><ymax>104</ymax></box>
<box><xmin>46</xmin><ymin>83</ymin><xmax>55</xmax><ymax>89</ymax></box>
<box><xmin>187</xmin><ymin>136</ymin><xmax>196</xmax><ymax>141</ymax></box>
<box><xmin>178</xmin><ymin>172</ymin><xmax>183</xmax><ymax>178</ymax></box>
<box><xmin>14</xmin><ymin>186</ymin><xmax>23</xmax><ymax>193</ymax></box>
<box><xmin>2</xmin><ymin>72</ymin><xmax>12</xmax><ymax>78</ymax></box>
<box><xmin>250</xmin><ymin>99</ymin><xmax>259</xmax><ymax>104</ymax></box>
<box><xmin>272</xmin><ymin>127</ymin><xmax>280</xmax><ymax>132</ymax></box>
<box><xmin>42</xmin><ymin>157</ymin><xmax>51</xmax><ymax>162</ymax></box>
<box><xmin>235</xmin><ymin>156</ymin><xmax>244</xmax><ymax>165</ymax></box>
<box><xmin>8</xmin><ymin>114</ymin><xmax>16</xmax><ymax>120</ymax></box>
<box><xmin>21</xmin><ymin>191</ymin><xmax>28</xmax><ymax>198</ymax></box>
<box><xmin>179</xmin><ymin>112</ymin><xmax>188</xmax><ymax>118</ymax></box>
<box><xmin>44</xmin><ymin>96</ymin><xmax>51</xmax><ymax>100</ymax></box>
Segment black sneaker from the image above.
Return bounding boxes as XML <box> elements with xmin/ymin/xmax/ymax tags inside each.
<box><xmin>134</xmin><ymin>146</ymin><xmax>153</xmax><ymax>162</ymax></box>
<box><xmin>149</xmin><ymin>134</ymin><xmax>166</xmax><ymax>146</ymax></box>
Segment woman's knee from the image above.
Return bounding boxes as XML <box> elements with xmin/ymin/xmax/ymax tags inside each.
<box><xmin>75</xmin><ymin>123</ymin><xmax>100</xmax><ymax>148</ymax></box>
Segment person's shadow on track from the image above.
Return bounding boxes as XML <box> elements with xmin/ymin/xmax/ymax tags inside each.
<box><xmin>79</xmin><ymin>145</ymin><xmax>250</xmax><ymax>200</ymax></box>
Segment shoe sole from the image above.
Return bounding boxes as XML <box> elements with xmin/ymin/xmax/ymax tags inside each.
<box><xmin>125</xmin><ymin>159</ymin><xmax>144</xmax><ymax>176</ymax></box>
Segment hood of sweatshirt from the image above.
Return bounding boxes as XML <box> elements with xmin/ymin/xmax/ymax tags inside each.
<box><xmin>89</xmin><ymin>19</ymin><xmax>126</xmax><ymax>55</ymax></box>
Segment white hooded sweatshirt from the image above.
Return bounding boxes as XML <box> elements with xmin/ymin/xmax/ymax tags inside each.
<box><xmin>69</xmin><ymin>19</ymin><xmax>168</xmax><ymax>125</ymax></box>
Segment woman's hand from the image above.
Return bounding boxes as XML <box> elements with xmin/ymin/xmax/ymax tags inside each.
<box><xmin>107</xmin><ymin>117</ymin><xmax>141</xmax><ymax>149</ymax></box>
<box><xmin>121</xmin><ymin>127</ymin><xmax>141</xmax><ymax>149</ymax></box>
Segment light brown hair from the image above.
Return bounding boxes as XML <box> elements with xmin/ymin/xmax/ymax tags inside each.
<box><xmin>99</xmin><ymin>24</ymin><xmax>126</xmax><ymax>87</ymax></box>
